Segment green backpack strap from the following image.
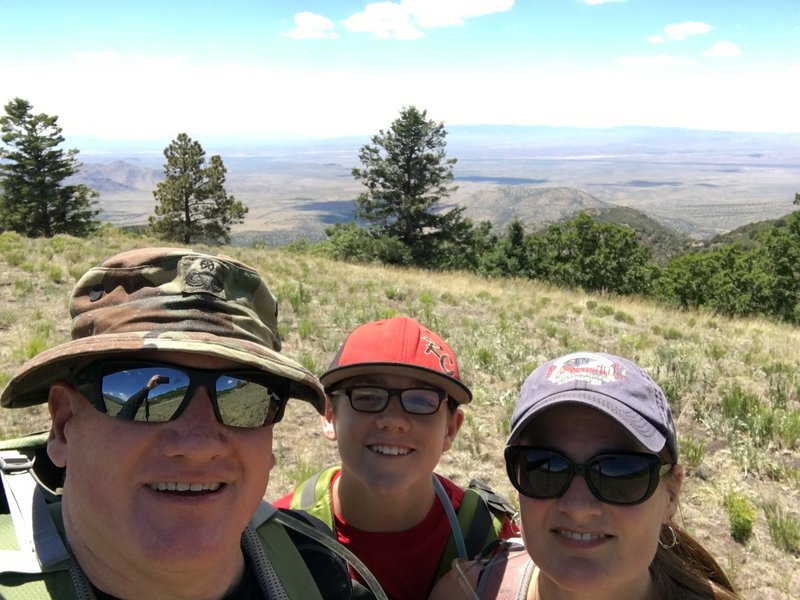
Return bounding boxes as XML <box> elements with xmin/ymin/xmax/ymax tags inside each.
<box><xmin>272</xmin><ymin>509</ymin><xmax>388</xmax><ymax>600</ymax></box>
<box><xmin>467</xmin><ymin>479</ymin><xmax>517</xmax><ymax>519</ymax></box>
<box><xmin>289</xmin><ymin>465</ymin><xmax>340</xmax><ymax>529</ymax></box>
<box><xmin>249</xmin><ymin>513</ymin><xmax>324</xmax><ymax>600</ymax></box>
<box><xmin>433</xmin><ymin>479</ymin><xmax>512</xmax><ymax>583</ymax></box>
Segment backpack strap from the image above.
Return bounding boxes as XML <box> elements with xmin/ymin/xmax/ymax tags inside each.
<box><xmin>434</xmin><ymin>478</ymin><xmax>506</xmax><ymax>583</ymax></box>
<box><xmin>0</xmin><ymin>449</ymin><xmax>71</xmax><ymax>574</ymax></box>
<box><xmin>467</xmin><ymin>479</ymin><xmax>517</xmax><ymax>519</ymax></box>
<box><xmin>269</xmin><ymin>505</ymin><xmax>388</xmax><ymax>600</ymax></box>
<box><xmin>475</xmin><ymin>540</ymin><xmax>532</xmax><ymax>600</ymax></box>
<box><xmin>433</xmin><ymin>474</ymin><xmax>468</xmax><ymax>559</ymax></box>
<box><xmin>290</xmin><ymin>466</ymin><xmax>340</xmax><ymax>529</ymax></box>
<box><xmin>461</xmin><ymin>488</ymin><xmax>494</xmax><ymax>558</ymax></box>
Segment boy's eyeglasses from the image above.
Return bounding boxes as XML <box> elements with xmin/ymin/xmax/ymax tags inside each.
<box><xmin>504</xmin><ymin>446</ymin><xmax>672</xmax><ymax>506</ymax></box>
<box><xmin>331</xmin><ymin>386</ymin><xmax>447</xmax><ymax>415</ymax></box>
<box><xmin>74</xmin><ymin>360</ymin><xmax>289</xmax><ymax>428</ymax></box>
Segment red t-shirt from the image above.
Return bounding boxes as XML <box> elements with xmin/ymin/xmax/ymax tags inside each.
<box><xmin>273</xmin><ymin>470</ymin><xmax>518</xmax><ymax>600</ymax></box>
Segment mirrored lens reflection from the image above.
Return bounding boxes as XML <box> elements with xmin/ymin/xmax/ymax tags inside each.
<box><xmin>100</xmin><ymin>366</ymin><xmax>280</xmax><ymax>427</ymax></box>
<box><xmin>506</xmin><ymin>447</ymin><xmax>664</xmax><ymax>505</ymax></box>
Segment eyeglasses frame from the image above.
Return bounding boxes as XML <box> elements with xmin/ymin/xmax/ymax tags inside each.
<box><xmin>329</xmin><ymin>385</ymin><xmax>450</xmax><ymax>415</ymax></box>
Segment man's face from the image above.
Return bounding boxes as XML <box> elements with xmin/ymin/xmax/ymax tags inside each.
<box><xmin>46</xmin><ymin>352</ymin><xmax>276</xmax><ymax>591</ymax></box>
<box><xmin>323</xmin><ymin>374</ymin><xmax>463</xmax><ymax>499</ymax></box>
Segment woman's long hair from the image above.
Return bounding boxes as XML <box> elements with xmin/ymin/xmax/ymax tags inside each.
<box><xmin>650</xmin><ymin>521</ymin><xmax>740</xmax><ymax>600</ymax></box>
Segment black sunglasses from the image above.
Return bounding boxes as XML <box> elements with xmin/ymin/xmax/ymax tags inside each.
<box><xmin>75</xmin><ymin>360</ymin><xmax>290</xmax><ymax>428</ymax></box>
<box><xmin>330</xmin><ymin>386</ymin><xmax>447</xmax><ymax>415</ymax></box>
<box><xmin>505</xmin><ymin>446</ymin><xmax>672</xmax><ymax>506</ymax></box>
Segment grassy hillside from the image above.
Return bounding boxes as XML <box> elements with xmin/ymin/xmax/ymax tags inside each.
<box><xmin>0</xmin><ymin>228</ymin><xmax>798</xmax><ymax>599</ymax></box>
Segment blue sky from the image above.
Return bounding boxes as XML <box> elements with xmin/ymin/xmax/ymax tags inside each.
<box><xmin>1</xmin><ymin>0</ymin><xmax>798</xmax><ymax>143</ymax></box>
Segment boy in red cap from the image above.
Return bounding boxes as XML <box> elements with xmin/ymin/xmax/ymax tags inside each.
<box><xmin>273</xmin><ymin>316</ymin><xmax>517</xmax><ymax>599</ymax></box>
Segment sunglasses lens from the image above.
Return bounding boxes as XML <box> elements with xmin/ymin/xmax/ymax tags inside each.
<box><xmin>508</xmin><ymin>449</ymin><xmax>571</xmax><ymax>499</ymax></box>
<box><xmin>99</xmin><ymin>366</ymin><xmax>188</xmax><ymax>422</ymax></box>
<box><xmin>587</xmin><ymin>455</ymin><xmax>656</xmax><ymax>504</ymax></box>
<box><xmin>505</xmin><ymin>447</ymin><xmax>662</xmax><ymax>506</ymax></box>
<box><xmin>213</xmin><ymin>375</ymin><xmax>284</xmax><ymax>427</ymax></box>
<box><xmin>98</xmin><ymin>365</ymin><xmax>284</xmax><ymax>427</ymax></box>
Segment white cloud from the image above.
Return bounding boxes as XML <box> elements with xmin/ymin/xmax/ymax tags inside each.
<box><xmin>284</xmin><ymin>12</ymin><xmax>338</xmax><ymax>40</ymax></box>
<box><xmin>402</xmin><ymin>0</ymin><xmax>514</xmax><ymax>28</ymax></box>
<box><xmin>582</xmin><ymin>0</ymin><xmax>626</xmax><ymax>5</ymax></box>
<box><xmin>647</xmin><ymin>35</ymin><xmax>665</xmax><ymax>44</ymax></box>
<box><xmin>704</xmin><ymin>41</ymin><xmax>742</xmax><ymax>58</ymax></box>
<box><xmin>343</xmin><ymin>0</ymin><xmax>513</xmax><ymax>39</ymax></box>
<box><xmin>663</xmin><ymin>21</ymin><xmax>712</xmax><ymax>41</ymax></box>
<box><xmin>343</xmin><ymin>2</ymin><xmax>422</xmax><ymax>39</ymax></box>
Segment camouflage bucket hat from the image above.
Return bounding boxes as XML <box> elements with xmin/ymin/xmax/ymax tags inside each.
<box><xmin>0</xmin><ymin>247</ymin><xmax>325</xmax><ymax>413</ymax></box>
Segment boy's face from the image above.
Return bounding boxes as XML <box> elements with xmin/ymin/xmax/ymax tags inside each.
<box><xmin>46</xmin><ymin>351</ymin><xmax>276</xmax><ymax>595</ymax></box>
<box><xmin>323</xmin><ymin>374</ymin><xmax>463</xmax><ymax>499</ymax></box>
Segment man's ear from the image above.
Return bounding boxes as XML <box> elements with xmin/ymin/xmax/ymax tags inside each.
<box><xmin>442</xmin><ymin>406</ymin><xmax>465</xmax><ymax>453</ymax></box>
<box><xmin>47</xmin><ymin>381</ymin><xmax>78</xmax><ymax>468</ymax></box>
<box><xmin>321</xmin><ymin>396</ymin><xmax>337</xmax><ymax>441</ymax></box>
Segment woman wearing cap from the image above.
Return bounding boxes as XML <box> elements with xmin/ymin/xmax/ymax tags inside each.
<box><xmin>430</xmin><ymin>351</ymin><xmax>739</xmax><ymax>600</ymax></box>
<box><xmin>273</xmin><ymin>316</ymin><xmax>518</xmax><ymax>600</ymax></box>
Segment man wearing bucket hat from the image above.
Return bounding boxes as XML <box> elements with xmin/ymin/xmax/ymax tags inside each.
<box><xmin>0</xmin><ymin>247</ymin><xmax>361</xmax><ymax>599</ymax></box>
<box><xmin>273</xmin><ymin>316</ymin><xmax>517</xmax><ymax>600</ymax></box>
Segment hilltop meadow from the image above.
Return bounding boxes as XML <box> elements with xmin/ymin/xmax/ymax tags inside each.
<box><xmin>0</xmin><ymin>229</ymin><xmax>798</xmax><ymax>599</ymax></box>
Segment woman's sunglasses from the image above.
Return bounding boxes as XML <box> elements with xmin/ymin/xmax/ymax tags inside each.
<box><xmin>74</xmin><ymin>360</ymin><xmax>290</xmax><ymax>428</ymax></box>
<box><xmin>504</xmin><ymin>446</ymin><xmax>672</xmax><ymax>506</ymax></box>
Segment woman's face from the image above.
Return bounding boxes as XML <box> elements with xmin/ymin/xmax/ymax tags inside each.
<box><xmin>516</xmin><ymin>404</ymin><xmax>682</xmax><ymax>600</ymax></box>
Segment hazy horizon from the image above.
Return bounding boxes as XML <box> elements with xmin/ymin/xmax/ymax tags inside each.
<box><xmin>3</xmin><ymin>1</ymin><xmax>799</xmax><ymax>144</ymax></box>
<box><xmin>70</xmin><ymin>123</ymin><xmax>800</xmax><ymax>158</ymax></box>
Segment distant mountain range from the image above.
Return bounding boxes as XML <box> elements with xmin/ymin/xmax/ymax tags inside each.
<box><xmin>76</xmin><ymin>160</ymin><xmax>163</xmax><ymax>194</ymax></box>
<box><xmin>70</xmin><ymin>125</ymin><xmax>800</xmax><ymax>245</ymax></box>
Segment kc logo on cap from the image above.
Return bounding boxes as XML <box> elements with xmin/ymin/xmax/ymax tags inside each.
<box><xmin>422</xmin><ymin>336</ymin><xmax>455</xmax><ymax>377</ymax></box>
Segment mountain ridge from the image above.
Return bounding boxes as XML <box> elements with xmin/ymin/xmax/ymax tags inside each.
<box><xmin>70</xmin><ymin>124</ymin><xmax>799</xmax><ymax>244</ymax></box>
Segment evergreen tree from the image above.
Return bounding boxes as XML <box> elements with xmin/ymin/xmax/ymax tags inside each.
<box><xmin>0</xmin><ymin>98</ymin><xmax>99</xmax><ymax>237</ymax></box>
<box><xmin>351</xmin><ymin>106</ymin><xmax>467</xmax><ymax>266</ymax></box>
<box><xmin>149</xmin><ymin>133</ymin><xmax>246</xmax><ymax>245</ymax></box>
<box><xmin>543</xmin><ymin>212</ymin><xmax>652</xmax><ymax>295</ymax></box>
<box><xmin>479</xmin><ymin>220</ymin><xmax>528</xmax><ymax>277</ymax></box>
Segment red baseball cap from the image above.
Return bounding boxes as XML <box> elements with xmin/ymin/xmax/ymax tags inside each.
<box><xmin>320</xmin><ymin>317</ymin><xmax>472</xmax><ymax>405</ymax></box>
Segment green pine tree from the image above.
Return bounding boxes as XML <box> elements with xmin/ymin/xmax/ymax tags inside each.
<box><xmin>0</xmin><ymin>98</ymin><xmax>99</xmax><ymax>238</ymax></box>
<box><xmin>149</xmin><ymin>133</ymin><xmax>247</xmax><ymax>245</ymax></box>
<box><xmin>351</xmin><ymin>106</ymin><xmax>467</xmax><ymax>266</ymax></box>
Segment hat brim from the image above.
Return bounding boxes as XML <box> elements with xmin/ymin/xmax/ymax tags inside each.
<box><xmin>507</xmin><ymin>391</ymin><xmax>668</xmax><ymax>455</ymax></box>
<box><xmin>320</xmin><ymin>362</ymin><xmax>472</xmax><ymax>405</ymax></box>
<box><xmin>1</xmin><ymin>332</ymin><xmax>325</xmax><ymax>414</ymax></box>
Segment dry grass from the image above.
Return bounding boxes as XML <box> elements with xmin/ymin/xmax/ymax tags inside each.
<box><xmin>1</xmin><ymin>228</ymin><xmax>799</xmax><ymax>599</ymax></box>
